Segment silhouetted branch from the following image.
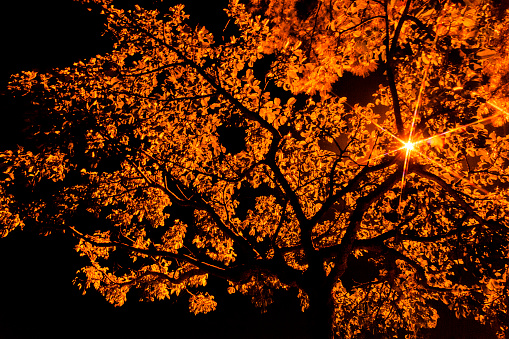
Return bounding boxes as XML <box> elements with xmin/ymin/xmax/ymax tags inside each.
<box><xmin>69</xmin><ymin>226</ymin><xmax>229</xmax><ymax>277</ymax></box>
<box><xmin>329</xmin><ymin>169</ymin><xmax>401</xmax><ymax>281</ymax></box>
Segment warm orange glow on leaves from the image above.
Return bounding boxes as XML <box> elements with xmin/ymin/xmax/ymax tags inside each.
<box><xmin>2</xmin><ymin>0</ymin><xmax>509</xmax><ymax>338</ymax></box>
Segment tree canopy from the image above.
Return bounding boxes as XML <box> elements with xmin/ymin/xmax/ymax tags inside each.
<box><xmin>2</xmin><ymin>0</ymin><xmax>509</xmax><ymax>337</ymax></box>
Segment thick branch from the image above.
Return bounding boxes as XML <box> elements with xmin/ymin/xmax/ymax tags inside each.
<box><xmin>329</xmin><ymin>169</ymin><xmax>402</xmax><ymax>281</ymax></box>
<box><xmin>311</xmin><ymin>157</ymin><xmax>396</xmax><ymax>228</ymax></box>
<box><xmin>265</xmin><ymin>159</ymin><xmax>307</xmax><ymax>225</ymax></box>
<box><xmin>72</xmin><ymin>225</ymin><xmax>293</xmax><ymax>286</ymax></box>
<box><xmin>413</xmin><ymin>167</ymin><xmax>506</xmax><ymax>230</ymax></box>
<box><xmin>386</xmin><ymin>64</ymin><xmax>404</xmax><ymax>134</ymax></box>
<box><xmin>348</xmin><ymin>242</ymin><xmax>454</xmax><ymax>292</ymax></box>
<box><xmin>163</xmin><ymin>169</ymin><xmax>261</xmax><ymax>259</ymax></box>
<box><xmin>351</xmin><ymin>214</ymin><xmax>475</xmax><ymax>248</ymax></box>
<box><xmin>383</xmin><ymin>0</ymin><xmax>407</xmax><ymax>134</ymax></box>
<box><xmin>382</xmin><ymin>246</ymin><xmax>454</xmax><ymax>293</ymax></box>
<box><xmin>195</xmin><ymin>194</ymin><xmax>262</xmax><ymax>259</ymax></box>
<box><xmin>390</xmin><ymin>0</ymin><xmax>412</xmax><ymax>54</ymax></box>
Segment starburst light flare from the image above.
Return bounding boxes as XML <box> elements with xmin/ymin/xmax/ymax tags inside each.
<box><xmin>333</xmin><ymin>90</ymin><xmax>509</xmax><ymax>213</ymax></box>
<box><xmin>411</xmin><ymin>147</ymin><xmax>488</xmax><ymax>193</ymax></box>
<box><xmin>397</xmin><ymin>63</ymin><xmax>432</xmax><ymax>214</ymax></box>
<box><xmin>394</xmin><ymin>98</ymin><xmax>509</xmax><ymax>209</ymax></box>
<box><xmin>413</xmin><ymin>100</ymin><xmax>509</xmax><ymax>148</ymax></box>
<box><xmin>416</xmin><ymin>113</ymin><xmax>502</xmax><ymax>147</ymax></box>
<box><xmin>403</xmin><ymin>141</ymin><xmax>414</xmax><ymax>151</ymax></box>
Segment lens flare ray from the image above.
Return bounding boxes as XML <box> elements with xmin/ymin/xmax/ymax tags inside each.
<box><xmin>398</xmin><ymin>63</ymin><xmax>431</xmax><ymax>213</ymax></box>
<box><xmin>412</xmin><ymin>148</ymin><xmax>490</xmax><ymax>195</ymax></box>
<box><xmin>333</xmin><ymin>87</ymin><xmax>509</xmax><ymax>213</ymax></box>
<box><xmin>416</xmin><ymin>113</ymin><xmax>503</xmax><ymax>147</ymax></box>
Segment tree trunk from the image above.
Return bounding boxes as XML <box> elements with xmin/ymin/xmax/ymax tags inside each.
<box><xmin>306</xmin><ymin>285</ymin><xmax>335</xmax><ymax>339</ymax></box>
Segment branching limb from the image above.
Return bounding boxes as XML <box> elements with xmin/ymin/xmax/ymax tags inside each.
<box><xmin>353</xmin><ymin>223</ymin><xmax>478</xmax><ymax>248</ymax></box>
<box><xmin>122</xmin><ymin>61</ymin><xmax>188</xmax><ymax>77</ymax></box>
<box><xmin>382</xmin><ymin>246</ymin><xmax>454</xmax><ymax>293</ymax></box>
<box><xmin>119</xmin><ymin>10</ymin><xmax>279</xmax><ymax>138</ymax></box>
<box><xmin>328</xmin><ymin>169</ymin><xmax>402</xmax><ymax>282</ymax></box>
<box><xmin>390</xmin><ymin>0</ymin><xmax>412</xmax><ymax>54</ymax></box>
<box><xmin>69</xmin><ymin>226</ymin><xmax>228</xmax><ymax>278</ymax></box>
<box><xmin>386</xmin><ymin>66</ymin><xmax>404</xmax><ymax>134</ymax></box>
<box><xmin>349</xmin><ymin>241</ymin><xmax>455</xmax><ymax>292</ymax></box>
<box><xmin>413</xmin><ymin>166</ymin><xmax>508</xmax><ymax>231</ymax></box>
<box><xmin>162</xmin><ymin>168</ymin><xmax>261</xmax><ymax>259</ymax></box>
<box><xmin>195</xmin><ymin>194</ymin><xmax>262</xmax><ymax>260</ymax></box>
<box><xmin>335</xmin><ymin>15</ymin><xmax>385</xmax><ymax>37</ymax></box>
<box><xmin>110</xmin><ymin>90</ymin><xmax>219</xmax><ymax>104</ymax></box>
<box><xmin>311</xmin><ymin>157</ymin><xmax>396</xmax><ymax>227</ymax></box>
<box><xmin>121</xmin><ymin>269</ymin><xmax>206</xmax><ymax>286</ymax></box>
<box><xmin>352</xmin><ymin>213</ymin><xmax>473</xmax><ymax>248</ymax></box>
<box><xmin>403</xmin><ymin>14</ymin><xmax>435</xmax><ymax>38</ymax></box>
<box><xmin>383</xmin><ymin>0</ymin><xmax>406</xmax><ymax>134</ymax></box>
<box><xmin>265</xmin><ymin>159</ymin><xmax>308</xmax><ymax>225</ymax></box>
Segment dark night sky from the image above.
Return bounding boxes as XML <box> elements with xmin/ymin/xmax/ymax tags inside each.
<box><xmin>0</xmin><ymin>1</ymin><xmax>498</xmax><ymax>338</ymax></box>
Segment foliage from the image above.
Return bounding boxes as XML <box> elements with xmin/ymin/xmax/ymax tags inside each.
<box><xmin>2</xmin><ymin>0</ymin><xmax>509</xmax><ymax>337</ymax></box>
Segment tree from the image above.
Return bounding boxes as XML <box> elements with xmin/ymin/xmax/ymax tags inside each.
<box><xmin>2</xmin><ymin>0</ymin><xmax>509</xmax><ymax>337</ymax></box>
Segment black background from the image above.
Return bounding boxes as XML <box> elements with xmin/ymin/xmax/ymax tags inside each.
<box><xmin>0</xmin><ymin>0</ymin><xmax>498</xmax><ymax>338</ymax></box>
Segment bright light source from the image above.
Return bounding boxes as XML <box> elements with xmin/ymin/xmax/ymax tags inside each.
<box><xmin>403</xmin><ymin>141</ymin><xmax>414</xmax><ymax>151</ymax></box>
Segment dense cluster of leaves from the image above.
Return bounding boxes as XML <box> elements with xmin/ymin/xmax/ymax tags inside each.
<box><xmin>2</xmin><ymin>0</ymin><xmax>509</xmax><ymax>337</ymax></box>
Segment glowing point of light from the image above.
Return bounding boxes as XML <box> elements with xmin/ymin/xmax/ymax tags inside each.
<box><xmin>403</xmin><ymin>141</ymin><xmax>414</xmax><ymax>151</ymax></box>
